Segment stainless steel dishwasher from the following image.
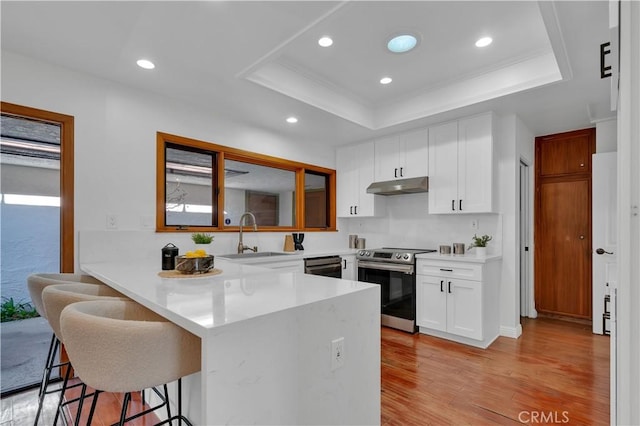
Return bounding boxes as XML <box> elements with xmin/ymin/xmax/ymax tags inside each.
<box><xmin>304</xmin><ymin>256</ymin><xmax>342</xmax><ymax>279</ymax></box>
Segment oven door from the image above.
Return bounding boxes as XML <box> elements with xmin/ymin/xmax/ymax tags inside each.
<box><xmin>357</xmin><ymin>260</ymin><xmax>416</xmax><ymax>333</ymax></box>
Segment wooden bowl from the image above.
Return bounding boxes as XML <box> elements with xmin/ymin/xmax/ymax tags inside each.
<box><xmin>175</xmin><ymin>255</ymin><xmax>215</xmax><ymax>274</ymax></box>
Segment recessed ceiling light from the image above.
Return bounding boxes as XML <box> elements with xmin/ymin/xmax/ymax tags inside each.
<box><xmin>475</xmin><ymin>37</ymin><xmax>493</xmax><ymax>48</ymax></box>
<box><xmin>286</xmin><ymin>116</ymin><xmax>298</xmax><ymax>124</ymax></box>
<box><xmin>387</xmin><ymin>34</ymin><xmax>418</xmax><ymax>53</ymax></box>
<box><xmin>380</xmin><ymin>77</ymin><xmax>393</xmax><ymax>85</ymax></box>
<box><xmin>136</xmin><ymin>59</ymin><xmax>155</xmax><ymax>69</ymax></box>
<box><xmin>318</xmin><ymin>36</ymin><xmax>333</xmax><ymax>47</ymax></box>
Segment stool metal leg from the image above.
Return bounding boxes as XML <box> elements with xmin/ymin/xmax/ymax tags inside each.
<box><xmin>86</xmin><ymin>389</ymin><xmax>102</xmax><ymax>425</ymax></box>
<box><xmin>34</xmin><ymin>336</ymin><xmax>60</xmax><ymax>426</ymax></box>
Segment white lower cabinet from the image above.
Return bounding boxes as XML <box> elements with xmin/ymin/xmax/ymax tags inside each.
<box><xmin>416</xmin><ymin>257</ymin><xmax>500</xmax><ymax>348</ymax></box>
<box><xmin>341</xmin><ymin>254</ymin><xmax>356</xmax><ymax>281</ymax></box>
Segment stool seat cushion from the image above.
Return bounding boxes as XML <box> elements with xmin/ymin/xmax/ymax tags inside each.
<box><xmin>27</xmin><ymin>273</ymin><xmax>106</xmax><ymax>319</ymax></box>
<box><xmin>42</xmin><ymin>283</ymin><xmax>126</xmax><ymax>340</ymax></box>
<box><xmin>60</xmin><ymin>300</ymin><xmax>201</xmax><ymax>393</ymax></box>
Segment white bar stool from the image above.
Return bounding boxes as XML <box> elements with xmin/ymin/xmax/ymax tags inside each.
<box><xmin>41</xmin><ymin>283</ymin><xmax>127</xmax><ymax>425</ymax></box>
<box><xmin>26</xmin><ymin>273</ymin><xmax>116</xmax><ymax>425</ymax></box>
<box><xmin>60</xmin><ymin>299</ymin><xmax>201</xmax><ymax>425</ymax></box>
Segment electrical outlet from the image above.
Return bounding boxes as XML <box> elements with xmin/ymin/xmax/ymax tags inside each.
<box><xmin>470</xmin><ymin>219</ymin><xmax>479</xmax><ymax>230</ymax></box>
<box><xmin>331</xmin><ymin>337</ymin><xmax>345</xmax><ymax>371</ymax></box>
<box><xmin>106</xmin><ymin>214</ymin><xmax>118</xmax><ymax>230</ymax></box>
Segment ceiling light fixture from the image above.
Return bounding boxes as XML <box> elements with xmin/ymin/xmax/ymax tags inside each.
<box><xmin>286</xmin><ymin>116</ymin><xmax>298</xmax><ymax>124</ymax></box>
<box><xmin>318</xmin><ymin>36</ymin><xmax>333</xmax><ymax>47</ymax></box>
<box><xmin>380</xmin><ymin>77</ymin><xmax>393</xmax><ymax>85</ymax></box>
<box><xmin>136</xmin><ymin>59</ymin><xmax>155</xmax><ymax>69</ymax></box>
<box><xmin>475</xmin><ymin>37</ymin><xmax>493</xmax><ymax>48</ymax></box>
<box><xmin>387</xmin><ymin>34</ymin><xmax>418</xmax><ymax>53</ymax></box>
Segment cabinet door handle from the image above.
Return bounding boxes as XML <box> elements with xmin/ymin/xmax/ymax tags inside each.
<box><xmin>459</xmin><ymin>199</ymin><xmax>463</xmax><ymax>211</ymax></box>
<box><xmin>439</xmin><ymin>268</ymin><xmax>453</xmax><ymax>272</ymax></box>
<box><xmin>440</xmin><ymin>280</ymin><xmax>444</xmax><ymax>292</ymax></box>
<box><xmin>354</xmin><ymin>205</ymin><xmax>358</xmax><ymax>215</ymax></box>
<box><xmin>452</xmin><ymin>200</ymin><xmax>456</xmax><ymax>211</ymax></box>
<box><xmin>350</xmin><ymin>206</ymin><xmax>353</xmax><ymax>215</ymax></box>
<box><xmin>394</xmin><ymin>168</ymin><xmax>398</xmax><ymax>178</ymax></box>
<box><xmin>400</xmin><ymin>167</ymin><xmax>404</xmax><ymax>177</ymax></box>
<box><xmin>343</xmin><ymin>259</ymin><xmax>347</xmax><ymax>269</ymax></box>
<box><xmin>448</xmin><ymin>281</ymin><xmax>452</xmax><ymax>293</ymax></box>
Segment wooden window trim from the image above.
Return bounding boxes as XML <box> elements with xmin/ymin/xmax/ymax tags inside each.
<box><xmin>156</xmin><ymin>132</ymin><xmax>336</xmax><ymax>232</ymax></box>
<box><xmin>1</xmin><ymin>101</ymin><xmax>74</xmax><ymax>273</ymax></box>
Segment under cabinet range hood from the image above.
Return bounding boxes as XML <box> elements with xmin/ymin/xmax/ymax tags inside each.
<box><xmin>366</xmin><ymin>176</ymin><xmax>429</xmax><ymax>195</ymax></box>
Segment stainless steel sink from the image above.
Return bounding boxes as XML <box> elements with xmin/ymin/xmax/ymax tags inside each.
<box><xmin>218</xmin><ymin>252</ymin><xmax>289</xmax><ymax>259</ymax></box>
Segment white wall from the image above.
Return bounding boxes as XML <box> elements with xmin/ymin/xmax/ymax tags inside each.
<box><xmin>1</xmin><ymin>50</ymin><xmax>339</xmax><ymax>267</ymax></box>
<box><xmin>596</xmin><ymin>118</ymin><xmax>618</xmax><ymax>152</ymax></box>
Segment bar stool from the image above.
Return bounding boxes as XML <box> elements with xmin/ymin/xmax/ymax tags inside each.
<box><xmin>27</xmin><ymin>273</ymin><xmax>113</xmax><ymax>425</ymax></box>
<box><xmin>41</xmin><ymin>283</ymin><xmax>127</xmax><ymax>425</ymax></box>
<box><xmin>60</xmin><ymin>300</ymin><xmax>201</xmax><ymax>425</ymax></box>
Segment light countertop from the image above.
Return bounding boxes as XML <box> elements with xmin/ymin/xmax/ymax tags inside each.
<box><xmin>416</xmin><ymin>252</ymin><xmax>502</xmax><ymax>263</ymax></box>
<box><xmin>81</xmin><ymin>258</ymin><xmax>376</xmax><ymax>338</ymax></box>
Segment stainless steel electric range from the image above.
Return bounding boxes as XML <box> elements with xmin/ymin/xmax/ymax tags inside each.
<box><xmin>356</xmin><ymin>247</ymin><xmax>437</xmax><ymax>333</ymax></box>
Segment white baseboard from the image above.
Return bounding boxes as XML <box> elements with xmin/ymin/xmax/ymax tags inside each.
<box><xmin>500</xmin><ymin>324</ymin><xmax>523</xmax><ymax>339</ymax></box>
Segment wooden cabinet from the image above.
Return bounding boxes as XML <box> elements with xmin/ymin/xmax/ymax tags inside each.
<box><xmin>416</xmin><ymin>257</ymin><xmax>501</xmax><ymax>348</ymax></box>
<box><xmin>341</xmin><ymin>254</ymin><xmax>356</xmax><ymax>281</ymax></box>
<box><xmin>428</xmin><ymin>113</ymin><xmax>495</xmax><ymax>214</ymax></box>
<box><xmin>336</xmin><ymin>142</ymin><xmax>384</xmax><ymax>217</ymax></box>
<box><xmin>374</xmin><ymin>128</ymin><xmax>428</xmax><ymax>181</ymax></box>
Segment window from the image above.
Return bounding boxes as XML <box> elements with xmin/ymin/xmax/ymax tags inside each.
<box><xmin>156</xmin><ymin>132</ymin><xmax>336</xmax><ymax>232</ymax></box>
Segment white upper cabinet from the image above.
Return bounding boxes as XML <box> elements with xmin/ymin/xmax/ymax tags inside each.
<box><xmin>428</xmin><ymin>112</ymin><xmax>495</xmax><ymax>214</ymax></box>
<box><xmin>336</xmin><ymin>141</ymin><xmax>384</xmax><ymax>217</ymax></box>
<box><xmin>374</xmin><ymin>128</ymin><xmax>428</xmax><ymax>181</ymax></box>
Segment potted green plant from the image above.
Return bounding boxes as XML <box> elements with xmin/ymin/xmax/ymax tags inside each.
<box><xmin>469</xmin><ymin>234</ymin><xmax>492</xmax><ymax>257</ymax></box>
<box><xmin>191</xmin><ymin>233</ymin><xmax>214</xmax><ymax>253</ymax></box>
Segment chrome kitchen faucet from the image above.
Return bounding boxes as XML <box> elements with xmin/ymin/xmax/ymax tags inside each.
<box><xmin>237</xmin><ymin>212</ymin><xmax>258</xmax><ymax>254</ymax></box>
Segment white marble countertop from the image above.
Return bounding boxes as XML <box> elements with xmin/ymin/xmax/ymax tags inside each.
<box><xmin>416</xmin><ymin>252</ymin><xmax>502</xmax><ymax>263</ymax></box>
<box><xmin>81</xmin><ymin>258</ymin><xmax>375</xmax><ymax>338</ymax></box>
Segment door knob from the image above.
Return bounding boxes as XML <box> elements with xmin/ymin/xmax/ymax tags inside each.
<box><xmin>579</xmin><ymin>235</ymin><xmax>585</xmax><ymax>240</ymax></box>
<box><xmin>596</xmin><ymin>248</ymin><xmax>614</xmax><ymax>255</ymax></box>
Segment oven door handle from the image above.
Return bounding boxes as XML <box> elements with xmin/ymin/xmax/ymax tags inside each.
<box><xmin>357</xmin><ymin>261</ymin><xmax>414</xmax><ymax>274</ymax></box>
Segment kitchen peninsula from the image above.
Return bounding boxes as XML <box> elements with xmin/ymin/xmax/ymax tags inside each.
<box><xmin>79</xmin><ymin>234</ymin><xmax>380</xmax><ymax>425</ymax></box>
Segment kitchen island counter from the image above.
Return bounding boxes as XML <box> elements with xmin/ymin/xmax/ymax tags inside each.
<box><xmin>80</xmin><ymin>258</ymin><xmax>380</xmax><ymax>425</ymax></box>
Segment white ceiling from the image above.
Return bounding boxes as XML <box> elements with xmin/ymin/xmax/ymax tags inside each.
<box><xmin>1</xmin><ymin>1</ymin><xmax>614</xmax><ymax>146</ymax></box>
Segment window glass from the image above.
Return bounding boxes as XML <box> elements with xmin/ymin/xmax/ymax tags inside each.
<box><xmin>223</xmin><ymin>159</ymin><xmax>295</xmax><ymax>227</ymax></box>
<box><xmin>304</xmin><ymin>171</ymin><xmax>329</xmax><ymax>228</ymax></box>
<box><xmin>165</xmin><ymin>144</ymin><xmax>215</xmax><ymax>226</ymax></box>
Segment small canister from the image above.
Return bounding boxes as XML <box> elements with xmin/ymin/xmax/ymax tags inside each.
<box><xmin>439</xmin><ymin>245</ymin><xmax>452</xmax><ymax>255</ymax></box>
<box><xmin>349</xmin><ymin>234</ymin><xmax>359</xmax><ymax>248</ymax></box>
<box><xmin>356</xmin><ymin>238</ymin><xmax>366</xmax><ymax>249</ymax></box>
<box><xmin>161</xmin><ymin>243</ymin><xmax>179</xmax><ymax>270</ymax></box>
<box><xmin>453</xmin><ymin>243</ymin><xmax>465</xmax><ymax>255</ymax></box>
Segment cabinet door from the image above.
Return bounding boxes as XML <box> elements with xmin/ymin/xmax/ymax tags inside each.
<box><xmin>336</xmin><ymin>145</ymin><xmax>357</xmax><ymax>217</ymax></box>
<box><xmin>446</xmin><ymin>278</ymin><xmax>482</xmax><ymax>340</ymax></box>
<box><xmin>374</xmin><ymin>136</ymin><xmax>400</xmax><ymax>181</ymax></box>
<box><xmin>399</xmin><ymin>128</ymin><xmax>428</xmax><ymax>179</ymax></box>
<box><xmin>355</xmin><ymin>141</ymin><xmax>377</xmax><ymax>216</ymax></box>
<box><xmin>457</xmin><ymin>113</ymin><xmax>494</xmax><ymax>213</ymax></box>
<box><xmin>428</xmin><ymin>121</ymin><xmax>459</xmax><ymax>213</ymax></box>
<box><xmin>416</xmin><ymin>275</ymin><xmax>447</xmax><ymax>331</ymax></box>
<box><xmin>342</xmin><ymin>255</ymin><xmax>356</xmax><ymax>280</ymax></box>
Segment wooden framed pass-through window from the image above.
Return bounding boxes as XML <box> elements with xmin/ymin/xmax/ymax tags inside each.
<box><xmin>156</xmin><ymin>132</ymin><xmax>336</xmax><ymax>232</ymax></box>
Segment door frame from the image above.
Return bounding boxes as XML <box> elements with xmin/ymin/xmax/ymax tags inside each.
<box><xmin>519</xmin><ymin>159</ymin><xmax>535</xmax><ymax>318</ymax></box>
<box><xmin>1</xmin><ymin>102</ymin><xmax>74</xmax><ymax>272</ymax></box>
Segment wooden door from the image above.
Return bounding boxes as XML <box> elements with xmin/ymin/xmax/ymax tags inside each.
<box><xmin>535</xmin><ymin>128</ymin><xmax>595</xmax><ymax>320</ymax></box>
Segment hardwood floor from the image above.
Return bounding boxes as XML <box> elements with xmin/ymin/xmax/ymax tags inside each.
<box><xmin>2</xmin><ymin>317</ymin><xmax>609</xmax><ymax>425</ymax></box>
<box><xmin>382</xmin><ymin>317</ymin><xmax>609</xmax><ymax>425</ymax></box>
